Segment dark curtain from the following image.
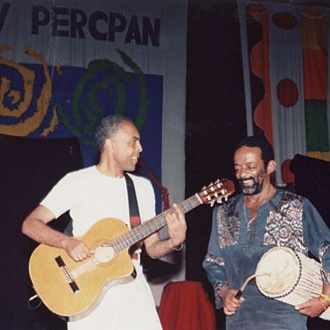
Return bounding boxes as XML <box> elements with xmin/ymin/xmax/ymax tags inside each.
<box><xmin>291</xmin><ymin>154</ymin><xmax>330</xmax><ymax>227</ymax></box>
<box><xmin>185</xmin><ymin>1</ymin><xmax>245</xmax><ymax>328</ymax></box>
<box><xmin>0</xmin><ymin>134</ymin><xmax>83</xmax><ymax>329</ymax></box>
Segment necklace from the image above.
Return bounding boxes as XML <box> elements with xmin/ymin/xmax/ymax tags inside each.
<box><xmin>243</xmin><ymin>203</ymin><xmax>257</xmax><ymax>245</ymax></box>
<box><xmin>243</xmin><ymin>204</ymin><xmax>256</xmax><ymax>225</ymax></box>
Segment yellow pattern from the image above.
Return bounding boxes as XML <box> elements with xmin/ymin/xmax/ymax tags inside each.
<box><xmin>307</xmin><ymin>151</ymin><xmax>330</xmax><ymax>162</ymax></box>
<box><xmin>0</xmin><ymin>47</ymin><xmax>53</xmax><ymax>136</ymax></box>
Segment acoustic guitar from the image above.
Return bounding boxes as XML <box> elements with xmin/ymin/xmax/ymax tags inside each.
<box><xmin>29</xmin><ymin>178</ymin><xmax>235</xmax><ymax>316</ymax></box>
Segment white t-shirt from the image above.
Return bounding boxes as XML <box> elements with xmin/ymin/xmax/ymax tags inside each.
<box><xmin>42</xmin><ymin>165</ymin><xmax>156</xmax><ymax>236</ymax></box>
<box><xmin>41</xmin><ymin>166</ymin><xmax>162</xmax><ymax>330</ymax></box>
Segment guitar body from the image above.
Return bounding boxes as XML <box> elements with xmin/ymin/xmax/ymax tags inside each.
<box><xmin>29</xmin><ymin>218</ymin><xmax>134</xmax><ymax>316</ymax></box>
<box><xmin>28</xmin><ymin>178</ymin><xmax>235</xmax><ymax>317</ymax></box>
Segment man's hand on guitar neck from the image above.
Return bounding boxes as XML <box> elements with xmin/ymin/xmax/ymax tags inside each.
<box><xmin>166</xmin><ymin>203</ymin><xmax>187</xmax><ymax>249</ymax></box>
<box><xmin>144</xmin><ymin>203</ymin><xmax>187</xmax><ymax>258</ymax></box>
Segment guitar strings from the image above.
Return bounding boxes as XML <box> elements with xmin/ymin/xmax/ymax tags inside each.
<box><xmin>71</xmin><ymin>258</ymin><xmax>99</xmax><ymax>277</ymax></box>
<box><xmin>68</xmin><ymin>194</ymin><xmax>206</xmax><ymax>279</ymax></box>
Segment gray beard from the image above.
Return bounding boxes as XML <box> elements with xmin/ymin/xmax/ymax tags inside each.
<box><xmin>239</xmin><ymin>178</ymin><xmax>263</xmax><ymax>196</ymax></box>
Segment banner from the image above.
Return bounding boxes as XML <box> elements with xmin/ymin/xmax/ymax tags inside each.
<box><xmin>238</xmin><ymin>0</ymin><xmax>330</xmax><ymax>183</ymax></box>
<box><xmin>0</xmin><ymin>0</ymin><xmax>187</xmax><ymax>210</ymax></box>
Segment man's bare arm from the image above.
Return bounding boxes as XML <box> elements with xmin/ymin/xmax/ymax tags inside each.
<box><xmin>22</xmin><ymin>205</ymin><xmax>91</xmax><ymax>261</ymax></box>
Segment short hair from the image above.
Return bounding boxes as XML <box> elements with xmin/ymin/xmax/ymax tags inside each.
<box><xmin>234</xmin><ymin>135</ymin><xmax>274</xmax><ymax>167</ymax></box>
<box><xmin>95</xmin><ymin>114</ymin><xmax>133</xmax><ymax>151</ymax></box>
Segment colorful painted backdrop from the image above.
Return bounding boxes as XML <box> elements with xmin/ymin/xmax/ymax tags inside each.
<box><xmin>238</xmin><ymin>0</ymin><xmax>330</xmax><ymax>183</ymax></box>
<box><xmin>0</xmin><ymin>0</ymin><xmax>187</xmax><ymax>209</ymax></box>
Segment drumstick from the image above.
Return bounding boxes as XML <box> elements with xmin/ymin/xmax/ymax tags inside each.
<box><xmin>235</xmin><ymin>272</ymin><xmax>270</xmax><ymax>299</ymax></box>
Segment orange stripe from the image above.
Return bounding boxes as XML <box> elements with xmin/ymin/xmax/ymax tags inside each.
<box><xmin>303</xmin><ymin>49</ymin><xmax>327</xmax><ymax>100</ymax></box>
<box><xmin>249</xmin><ymin>4</ymin><xmax>273</xmax><ymax>144</ymax></box>
<box><xmin>301</xmin><ymin>7</ymin><xmax>327</xmax><ymax>100</ymax></box>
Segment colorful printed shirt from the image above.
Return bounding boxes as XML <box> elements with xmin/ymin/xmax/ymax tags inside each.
<box><xmin>203</xmin><ymin>189</ymin><xmax>330</xmax><ymax>330</ymax></box>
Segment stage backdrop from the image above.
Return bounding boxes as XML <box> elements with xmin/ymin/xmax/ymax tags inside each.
<box><xmin>238</xmin><ymin>0</ymin><xmax>330</xmax><ymax>183</ymax></box>
<box><xmin>0</xmin><ymin>0</ymin><xmax>187</xmax><ymax>305</ymax></box>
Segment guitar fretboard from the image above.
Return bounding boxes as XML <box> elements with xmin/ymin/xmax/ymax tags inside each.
<box><xmin>110</xmin><ymin>193</ymin><xmax>202</xmax><ymax>253</ymax></box>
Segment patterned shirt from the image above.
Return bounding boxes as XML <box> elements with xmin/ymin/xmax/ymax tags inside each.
<box><xmin>203</xmin><ymin>189</ymin><xmax>330</xmax><ymax>330</ymax></box>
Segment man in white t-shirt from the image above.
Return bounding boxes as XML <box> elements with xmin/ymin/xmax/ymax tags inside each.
<box><xmin>22</xmin><ymin>115</ymin><xmax>187</xmax><ymax>330</ymax></box>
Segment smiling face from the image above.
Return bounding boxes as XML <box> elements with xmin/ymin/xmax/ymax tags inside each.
<box><xmin>107</xmin><ymin>120</ymin><xmax>142</xmax><ymax>173</ymax></box>
<box><xmin>234</xmin><ymin>146</ymin><xmax>271</xmax><ymax>195</ymax></box>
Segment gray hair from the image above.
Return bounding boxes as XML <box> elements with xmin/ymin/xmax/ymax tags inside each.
<box><xmin>95</xmin><ymin>114</ymin><xmax>133</xmax><ymax>151</ymax></box>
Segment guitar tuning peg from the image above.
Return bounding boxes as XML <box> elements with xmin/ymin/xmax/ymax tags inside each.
<box><xmin>209</xmin><ymin>200</ymin><xmax>215</xmax><ymax>207</ymax></box>
<box><xmin>216</xmin><ymin>195</ymin><xmax>227</xmax><ymax>204</ymax></box>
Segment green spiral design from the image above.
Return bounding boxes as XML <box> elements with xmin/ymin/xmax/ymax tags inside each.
<box><xmin>58</xmin><ymin>49</ymin><xmax>148</xmax><ymax>146</ymax></box>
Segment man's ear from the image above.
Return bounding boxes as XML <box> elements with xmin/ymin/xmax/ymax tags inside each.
<box><xmin>267</xmin><ymin>160</ymin><xmax>276</xmax><ymax>174</ymax></box>
<box><xmin>104</xmin><ymin>138</ymin><xmax>113</xmax><ymax>150</ymax></box>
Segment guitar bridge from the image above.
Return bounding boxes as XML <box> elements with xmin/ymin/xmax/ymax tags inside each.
<box><xmin>55</xmin><ymin>256</ymin><xmax>80</xmax><ymax>293</ymax></box>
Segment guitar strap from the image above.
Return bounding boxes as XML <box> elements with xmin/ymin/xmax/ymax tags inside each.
<box><xmin>124</xmin><ymin>173</ymin><xmax>180</xmax><ymax>281</ymax></box>
<box><xmin>124</xmin><ymin>173</ymin><xmax>141</xmax><ymax>229</ymax></box>
<box><xmin>124</xmin><ymin>173</ymin><xmax>145</xmax><ymax>273</ymax></box>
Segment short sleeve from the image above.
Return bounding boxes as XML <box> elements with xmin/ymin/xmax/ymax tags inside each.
<box><xmin>41</xmin><ymin>173</ymin><xmax>76</xmax><ymax>218</ymax></box>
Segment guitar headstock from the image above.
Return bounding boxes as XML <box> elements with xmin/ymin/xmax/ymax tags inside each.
<box><xmin>198</xmin><ymin>179</ymin><xmax>235</xmax><ymax>207</ymax></box>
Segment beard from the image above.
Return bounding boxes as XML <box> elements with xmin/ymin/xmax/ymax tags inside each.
<box><xmin>238</xmin><ymin>176</ymin><xmax>264</xmax><ymax>195</ymax></box>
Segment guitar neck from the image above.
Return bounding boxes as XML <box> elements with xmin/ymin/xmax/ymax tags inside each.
<box><xmin>112</xmin><ymin>193</ymin><xmax>202</xmax><ymax>253</ymax></box>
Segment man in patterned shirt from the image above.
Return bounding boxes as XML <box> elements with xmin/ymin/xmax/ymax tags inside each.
<box><xmin>203</xmin><ymin>135</ymin><xmax>330</xmax><ymax>330</ymax></box>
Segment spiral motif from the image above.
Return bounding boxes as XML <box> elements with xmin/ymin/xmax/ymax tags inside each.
<box><xmin>0</xmin><ymin>46</ymin><xmax>53</xmax><ymax>136</ymax></box>
<box><xmin>58</xmin><ymin>49</ymin><xmax>148</xmax><ymax>147</ymax></box>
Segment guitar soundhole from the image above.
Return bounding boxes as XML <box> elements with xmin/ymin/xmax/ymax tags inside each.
<box><xmin>94</xmin><ymin>245</ymin><xmax>115</xmax><ymax>263</ymax></box>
